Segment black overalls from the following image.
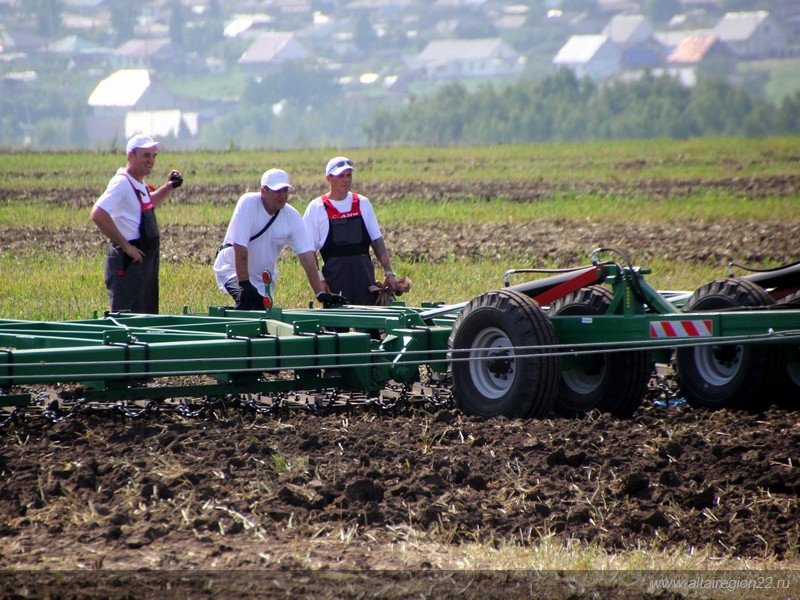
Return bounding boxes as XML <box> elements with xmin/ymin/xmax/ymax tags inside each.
<box><xmin>320</xmin><ymin>194</ymin><xmax>378</xmax><ymax>305</ymax></box>
<box><xmin>104</xmin><ymin>176</ymin><xmax>160</xmax><ymax>313</ymax></box>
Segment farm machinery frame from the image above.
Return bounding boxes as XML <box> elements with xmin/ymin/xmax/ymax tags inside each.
<box><xmin>2</xmin><ymin>249</ymin><xmax>799</xmax><ymax>418</ymax></box>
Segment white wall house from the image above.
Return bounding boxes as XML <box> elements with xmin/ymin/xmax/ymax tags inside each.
<box><xmin>125</xmin><ymin>109</ymin><xmax>200</xmax><ymax>147</ymax></box>
<box><xmin>237</xmin><ymin>32</ymin><xmax>312</xmax><ymax>76</ymax></box>
<box><xmin>713</xmin><ymin>11</ymin><xmax>788</xmax><ymax>59</ymax></box>
<box><xmin>86</xmin><ymin>69</ymin><xmax>180</xmax><ymax>146</ymax></box>
<box><xmin>411</xmin><ymin>38</ymin><xmax>525</xmax><ymax>80</ymax></box>
<box><xmin>602</xmin><ymin>14</ymin><xmax>654</xmax><ymax>47</ymax></box>
<box><xmin>553</xmin><ymin>35</ymin><xmax>622</xmax><ymax>80</ymax></box>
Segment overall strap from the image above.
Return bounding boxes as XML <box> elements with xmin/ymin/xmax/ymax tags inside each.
<box><xmin>321</xmin><ymin>193</ymin><xmax>360</xmax><ymax>220</ymax></box>
<box><xmin>122</xmin><ymin>174</ymin><xmax>153</xmax><ymax>211</ymax></box>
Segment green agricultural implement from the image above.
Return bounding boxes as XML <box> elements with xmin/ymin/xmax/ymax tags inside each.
<box><xmin>2</xmin><ymin>249</ymin><xmax>799</xmax><ymax>417</ymax></box>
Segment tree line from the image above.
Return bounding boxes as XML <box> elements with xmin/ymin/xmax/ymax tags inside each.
<box><xmin>4</xmin><ymin>66</ymin><xmax>798</xmax><ymax>151</ymax></box>
<box><xmin>363</xmin><ymin>70</ymin><xmax>800</xmax><ymax>146</ymax></box>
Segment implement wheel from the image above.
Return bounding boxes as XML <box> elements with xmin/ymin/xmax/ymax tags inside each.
<box><xmin>549</xmin><ymin>286</ymin><xmax>650</xmax><ymax>417</ymax></box>
<box><xmin>775</xmin><ymin>290</ymin><xmax>800</xmax><ymax>407</ymax></box>
<box><xmin>675</xmin><ymin>278</ymin><xmax>785</xmax><ymax>411</ymax></box>
<box><xmin>449</xmin><ymin>289</ymin><xmax>559</xmax><ymax>418</ymax></box>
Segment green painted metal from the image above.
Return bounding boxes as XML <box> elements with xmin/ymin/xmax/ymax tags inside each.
<box><xmin>0</xmin><ymin>304</ymin><xmax>457</xmax><ymax>404</ymax></box>
<box><xmin>2</xmin><ymin>261</ymin><xmax>800</xmax><ymax>408</ymax></box>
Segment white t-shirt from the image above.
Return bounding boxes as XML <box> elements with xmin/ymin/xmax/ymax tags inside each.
<box><xmin>213</xmin><ymin>192</ymin><xmax>313</xmax><ymax>296</ymax></box>
<box><xmin>302</xmin><ymin>192</ymin><xmax>383</xmax><ymax>252</ymax></box>
<box><xmin>93</xmin><ymin>167</ymin><xmax>149</xmax><ymax>241</ymax></box>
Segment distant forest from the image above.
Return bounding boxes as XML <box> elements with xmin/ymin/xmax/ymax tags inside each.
<box><xmin>5</xmin><ymin>68</ymin><xmax>800</xmax><ymax>150</ymax></box>
<box><xmin>363</xmin><ymin>70</ymin><xmax>800</xmax><ymax>146</ymax></box>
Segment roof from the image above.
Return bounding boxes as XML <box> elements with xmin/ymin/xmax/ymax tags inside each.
<box><xmin>493</xmin><ymin>14</ymin><xmax>527</xmax><ymax>31</ymax></box>
<box><xmin>223</xmin><ymin>14</ymin><xmax>273</xmax><ymax>38</ymax></box>
<box><xmin>61</xmin><ymin>12</ymin><xmax>109</xmax><ymax>30</ymax></box>
<box><xmin>345</xmin><ymin>0</ymin><xmax>412</xmax><ymax>10</ymax></box>
<box><xmin>238</xmin><ymin>32</ymin><xmax>309</xmax><ymax>64</ymax></box>
<box><xmin>88</xmin><ymin>69</ymin><xmax>150</xmax><ymax>108</ymax></box>
<box><xmin>1</xmin><ymin>28</ymin><xmax>15</xmax><ymax>51</ymax></box>
<box><xmin>2</xmin><ymin>70</ymin><xmax>38</xmax><ymax>83</ymax></box>
<box><xmin>49</xmin><ymin>35</ymin><xmax>110</xmax><ymax>54</ymax></box>
<box><xmin>416</xmin><ymin>38</ymin><xmax>516</xmax><ymax>62</ymax></box>
<box><xmin>598</xmin><ymin>0</ymin><xmax>640</xmax><ymax>13</ymax></box>
<box><xmin>667</xmin><ymin>34</ymin><xmax>719</xmax><ymax>64</ymax></box>
<box><xmin>553</xmin><ymin>35</ymin><xmax>610</xmax><ymax>64</ymax></box>
<box><xmin>602</xmin><ymin>14</ymin><xmax>653</xmax><ymax>45</ymax></box>
<box><xmin>63</xmin><ymin>0</ymin><xmax>108</xmax><ymax>8</ymax></box>
<box><xmin>714</xmin><ymin>11</ymin><xmax>769</xmax><ymax>42</ymax></box>
<box><xmin>113</xmin><ymin>38</ymin><xmax>170</xmax><ymax>58</ymax></box>
<box><xmin>0</xmin><ymin>28</ymin><xmax>46</xmax><ymax>51</ymax></box>
<box><xmin>653</xmin><ymin>28</ymin><xmax>714</xmax><ymax>49</ymax></box>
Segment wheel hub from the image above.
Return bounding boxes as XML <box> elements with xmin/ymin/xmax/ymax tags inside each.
<box><xmin>488</xmin><ymin>350</ymin><xmax>511</xmax><ymax>378</ymax></box>
<box><xmin>468</xmin><ymin>327</ymin><xmax>516</xmax><ymax>399</ymax></box>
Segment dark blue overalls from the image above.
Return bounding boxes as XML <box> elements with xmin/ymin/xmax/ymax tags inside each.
<box><xmin>104</xmin><ymin>175</ymin><xmax>160</xmax><ymax>313</ymax></box>
<box><xmin>320</xmin><ymin>194</ymin><xmax>378</xmax><ymax>306</ymax></box>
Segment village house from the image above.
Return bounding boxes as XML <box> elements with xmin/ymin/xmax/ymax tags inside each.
<box><xmin>602</xmin><ymin>14</ymin><xmax>664</xmax><ymax>70</ymax></box>
<box><xmin>552</xmin><ymin>34</ymin><xmax>622</xmax><ymax>80</ymax></box>
<box><xmin>86</xmin><ymin>68</ymin><xmax>181</xmax><ymax>145</ymax></box>
<box><xmin>237</xmin><ymin>31</ymin><xmax>312</xmax><ymax>76</ymax></box>
<box><xmin>410</xmin><ymin>38</ymin><xmax>525</xmax><ymax>80</ymax></box>
<box><xmin>665</xmin><ymin>33</ymin><xmax>736</xmax><ymax>85</ymax></box>
<box><xmin>47</xmin><ymin>34</ymin><xmax>111</xmax><ymax>69</ymax></box>
<box><xmin>713</xmin><ymin>11</ymin><xmax>788</xmax><ymax>59</ymax></box>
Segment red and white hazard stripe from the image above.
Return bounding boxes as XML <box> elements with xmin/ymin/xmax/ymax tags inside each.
<box><xmin>650</xmin><ymin>319</ymin><xmax>713</xmax><ymax>338</ymax></box>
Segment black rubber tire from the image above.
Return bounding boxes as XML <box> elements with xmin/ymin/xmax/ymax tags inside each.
<box><xmin>775</xmin><ymin>290</ymin><xmax>800</xmax><ymax>406</ymax></box>
<box><xmin>448</xmin><ymin>289</ymin><xmax>559</xmax><ymax>418</ymax></box>
<box><xmin>549</xmin><ymin>286</ymin><xmax>650</xmax><ymax>417</ymax></box>
<box><xmin>675</xmin><ymin>278</ymin><xmax>785</xmax><ymax>411</ymax></box>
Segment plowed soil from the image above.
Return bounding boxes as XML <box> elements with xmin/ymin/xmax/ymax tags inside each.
<box><xmin>2</xmin><ymin>177</ymin><xmax>800</xmax><ymax>599</ymax></box>
<box><xmin>2</xmin><ymin>176</ymin><xmax>800</xmax><ymax>266</ymax></box>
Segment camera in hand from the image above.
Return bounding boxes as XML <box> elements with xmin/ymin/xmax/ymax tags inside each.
<box><xmin>316</xmin><ymin>291</ymin><xmax>348</xmax><ymax>307</ymax></box>
<box><xmin>169</xmin><ymin>172</ymin><xmax>183</xmax><ymax>188</ymax></box>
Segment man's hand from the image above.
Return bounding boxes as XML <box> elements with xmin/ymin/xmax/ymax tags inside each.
<box><xmin>122</xmin><ymin>241</ymin><xmax>144</xmax><ymax>263</ymax></box>
<box><xmin>236</xmin><ymin>280</ymin><xmax>262</xmax><ymax>310</ymax></box>
<box><xmin>383</xmin><ymin>273</ymin><xmax>398</xmax><ymax>290</ymax></box>
<box><xmin>168</xmin><ymin>170</ymin><xmax>183</xmax><ymax>188</ymax></box>
<box><xmin>316</xmin><ymin>291</ymin><xmax>348</xmax><ymax>308</ymax></box>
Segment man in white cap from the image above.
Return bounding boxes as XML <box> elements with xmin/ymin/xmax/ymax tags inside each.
<box><xmin>91</xmin><ymin>133</ymin><xmax>184</xmax><ymax>314</ymax></box>
<box><xmin>303</xmin><ymin>156</ymin><xmax>398</xmax><ymax>305</ymax></box>
<box><xmin>213</xmin><ymin>168</ymin><xmax>345</xmax><ymax>310</ymax></box>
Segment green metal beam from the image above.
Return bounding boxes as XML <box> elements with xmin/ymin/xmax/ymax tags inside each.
<box><xmin>2</xmin><ymin>291</ymin><xmax>799</xmax><ymax>405</ymax></box>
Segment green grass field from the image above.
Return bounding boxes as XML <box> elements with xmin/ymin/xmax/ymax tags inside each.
<box><xmin>1</xmin><ymin>136</ymin><xmax>798</xmax><ymax>320</ymax></box>
<box><xmin>2</xmin><ymin>136</ymin><xmax>798</xmax><ymax>191</ymax></box>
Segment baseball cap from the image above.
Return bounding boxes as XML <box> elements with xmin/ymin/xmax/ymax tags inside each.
<box><xmin>261</xmin><ymin>168</ymin><xmax>294</xmax><ymax>191</ymax></box>
<box><xmin>326</xmin><ymin>156</ymin><xmax>355</xmax><ymax>176</ymax></box>
<box><xmin>126</xmin><ymin>134</ymin><xmax>164</xmax><ymax>154</ymax></box>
